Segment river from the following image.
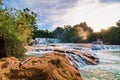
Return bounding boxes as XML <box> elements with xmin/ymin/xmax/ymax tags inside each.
<box><xmin>80</xmin><ymin>50</ymin><xmax>120</xmax><ymax>80</ymax></box>
<box><xmin>26</xmin><ymin>43</ymin><xmax>120</xmax><ymax>80</ymax></box>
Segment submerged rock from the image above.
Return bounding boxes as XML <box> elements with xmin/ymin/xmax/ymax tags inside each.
<box><xmin>0</xmin><ymin>52</ymin><xmax>82</xmax><ymax>80</ymax></box>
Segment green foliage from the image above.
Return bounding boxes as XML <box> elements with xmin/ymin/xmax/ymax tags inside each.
<box><xmin>116</xmin><ymin>20</ymin><xmax>120</xmax><ymax>28</ymax></box>
<box><xmin>51</xmin><ymin>22</ymin><xmax>93</xmax><ymax>43</ymax></box>
<box><xmin>33</xmin><ymin>20</ymin><xmax>120</xmax><ymax>45</ymax></box>
<box><xmin>33</xmin><ymin>22</ymin><xmax>93</xmax><ymax>43</ymax></box>
<box><xmin>53</xmin><ymin>27</ymin><xmax>64</xmax><ymax>42</ymax></box>
<box><xmin>5</xmin><ymin>38</ymin><xmax>26</xmax><ymax>57</ymax></box>
<box><xmin>0</xmin><ymin>1</ymin><xmax>37</xmax><ymax>58</ymax></box>
<box><xmin>87</xmin><ymin>25</ymin><xmax>120</xmax><ymax>45</ymax></box>
<box><xmin>101</xmin><ymin>27</ymin><xmax>120</xmax><ymax>44</ymax></box>
<box><xmin>9</xmin><ymin>8</ymin><xmax>37</xmax><ymax>45</ymax></box>
<box><xmin>0</xmin><ymin>9</ymin><xmax>19</xmax><ymax>40</ymax></box>
<box><xmin>62</xmin><ymin>25</ymin><xmax>74</xmax><ymax>42</ymax></box>
<box><xmin>72</xmin><ymin>22</ymin><xmax>93</xmax><ymax>42</ymax></box>
<box><xmin>0</xmin><ymin>0</ymin><xmax>2</xmax><ymax>4</ymax></box>
<box><xmin>41</xmin><ymin>21</ymin><xmax>120</xmax><ymax>45</ymax></box>
<box><xmin>33</xmin><ymin>29</ymin><xmax>54</xmax><ymax>38</ymax></box>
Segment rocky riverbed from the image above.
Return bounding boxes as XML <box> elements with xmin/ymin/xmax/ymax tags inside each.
<box><xmin>1</xmin><ymin>43</ymin><xmax>119</xmax><ymax>80</ymax></box>
<box><xmin>24</xmin><ymin>43</ymin><xmax>120</xmax><ymax>80</ymax></box>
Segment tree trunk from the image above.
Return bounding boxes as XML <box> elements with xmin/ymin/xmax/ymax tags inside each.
<box><xmin>0</xmin><ymin>37</ymin><xmax>7</xmax><ymax>58</ymax></box>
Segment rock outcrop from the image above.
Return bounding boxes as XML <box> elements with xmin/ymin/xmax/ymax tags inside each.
<box><xmin>0</xmin><ymin>52</ymin><xmax>82</xmax><ymax>80</ymax></box>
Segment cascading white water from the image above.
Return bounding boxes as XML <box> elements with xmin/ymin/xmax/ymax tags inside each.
<box><xmin>26</xmin><ymin>43</ymin><xmax>120</xmax><ymax>80</ymax></box>
<box><xmin>91</xmin><ymin>44</ymin><xmax>120</xmax><ymax>51</ymax></box>
<box><xmin>65</xmin><ymin>52</ymin><xmax>88</xmax><ymax>69</ymax></box>
<box><xmin>80</xmin><ymin>45</ymin><xmax>120</xmax><ymax>80</ymax></box>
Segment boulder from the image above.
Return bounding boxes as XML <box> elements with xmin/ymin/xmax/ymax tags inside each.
<box><xmin>0</xmin><ymin>52</ymin><xmax>82</xmax><ymax>80</ymax></box>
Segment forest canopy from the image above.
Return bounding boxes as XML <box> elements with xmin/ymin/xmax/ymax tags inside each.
<box><xmin>34</xmin><ymin>21</ymin><xmax>120</xmax><ymax>45</ymax></box>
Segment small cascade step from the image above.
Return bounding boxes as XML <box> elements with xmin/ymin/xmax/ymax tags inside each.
<box><xmin>91</xmin><ymin>45</ymin><xmax>120</xmax><ymax>50</ymax></box>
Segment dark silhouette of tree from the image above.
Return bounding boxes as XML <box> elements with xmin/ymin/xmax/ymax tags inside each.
<box><xmin>116</xmin><ymin>20</ymin><xmax>120</xmax><ymax>28</ymax></box>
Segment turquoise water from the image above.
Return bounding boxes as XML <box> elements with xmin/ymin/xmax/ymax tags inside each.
<box><xmin>80</xmin><ymin>51</ymin><xmax>120</xmax><ymax>80</ymax></box>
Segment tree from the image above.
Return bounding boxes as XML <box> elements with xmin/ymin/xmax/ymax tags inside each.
<box><xmin>72</xmin><ymin>22</ymin><xmax>93</xmax><ymax>42</ymax></box>
<box><xmin>14</xmin><ymin>8</ymin><xmax>37</xmax><ymax>45</ymax></box>
<box><xmin>116</xmin><ymin>20</ymin><xmax>120</xmax><ymax>28</ymax></box>
<box><xmin>0</xmin><ymin>1</ymin><xmax>37</xmax><ymax>58</ymax></box>
<box><xmin>0</xmin><ymin>8</ymin><xmax>21</xmax><ymax>58</ymax></box>
<box><xmin>52</xmin><ymin>22</ymin><xmax>93</xmax><ymax>43</ymax></box>
<box><xmin>105</xmin><ymin>27</ymin><xmax>120</xmax><ymax>44</ymax></box>
<box><xmin>0</xmin><ymin>0</ymin><xmax>2</xmax><ymax>5</ymax></box>
<box><xmin>53</xmin><ymin>27</ymin><xmax>64</xmax><ymax>42</ymax></box>
<box><xmin>62</xmin><ymin>25</ymin><xmax>74</xmax><ymax>42</ymax></box>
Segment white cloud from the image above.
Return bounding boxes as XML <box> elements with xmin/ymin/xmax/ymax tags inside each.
<box><xmin>48</xmin><ymin>0</ymin><xmax>120</xmax><ymax>32</ymax></box>
<box><xmin>6</xmin><ymin>0</ymin><xmax>120</xmax><ymax>32</ymax></box>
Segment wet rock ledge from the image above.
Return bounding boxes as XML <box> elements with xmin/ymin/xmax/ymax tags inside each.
<box><xmin>0</xmin><ymin>52</ymin><xmax>82</xmax><ymax>80</ymax></box>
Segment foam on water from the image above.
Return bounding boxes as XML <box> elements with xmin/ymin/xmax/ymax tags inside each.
<box><xmin>26</xmin><ymin>43</ymin><xmax>120</xmax><ymax>80</ymax></box>
<box><xmin>80</xmin><ymin>47</ymin><xmax>120</xmax><ymax>80</ymax></box>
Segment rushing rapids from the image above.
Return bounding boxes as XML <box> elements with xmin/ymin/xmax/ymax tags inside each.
<box><xmin>25</xmin><ymin>43</ymin><xmax>120</xmax><ymax>80</ymax></box>
<box><xmin>25</xmin><ymin>43</ymin><xmax>100</xmax><ymax>69</ymax></box>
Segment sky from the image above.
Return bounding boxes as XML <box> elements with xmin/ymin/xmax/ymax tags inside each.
<box><xmin>3</xmin><ymin>0</ymin><xmax>120</xmax><ymax>32</ymax></box>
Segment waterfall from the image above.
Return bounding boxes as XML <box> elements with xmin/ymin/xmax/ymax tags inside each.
<box><xmin>26</xmin><ymin>43</ymin><xmax>120</xmax><ymax>80</ymax></box>
<box><xmin>91</xmin><ymin>45</ymin><xmax>120</xmax><ymax>51</ymax></box>
<box><xmin>65</xmin><ymin>52</ymin><xmax>88</xmax><ymax>69</ymax></box>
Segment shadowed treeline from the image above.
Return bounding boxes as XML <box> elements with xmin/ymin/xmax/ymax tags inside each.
<box><xmin>34</xmin><ymin>21</ymin><xmax>120</xmax><ymax>44</ymax></box>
